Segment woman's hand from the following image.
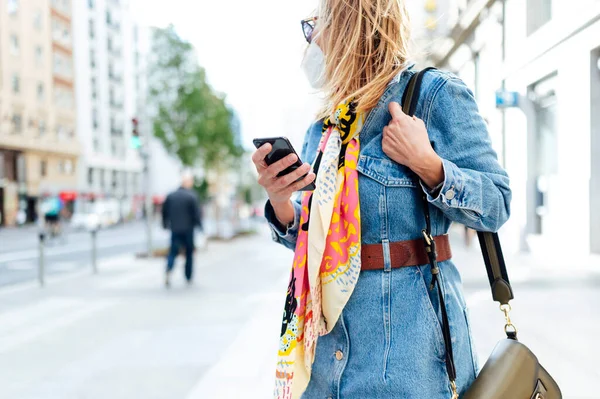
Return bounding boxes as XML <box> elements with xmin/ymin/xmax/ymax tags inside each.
<box><xmin>382</xmin><ymin>102</ymin><xmax>444</xmax><ymax>189</ymax></box>
<box><xmin>252</xmin><ymin>143</ymin><xmax>316</xmax><ymax>205</ymax></box>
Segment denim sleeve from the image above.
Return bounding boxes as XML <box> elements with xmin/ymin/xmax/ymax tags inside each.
<box><xmin>264</xmin><ymin>197</ymin><xmax>302</xmax><ymax>250</ymax></box>
<box><xmin>422</xmin><ymin>76</ymin><xmax>512</xmax><ymax>232</ymax></box>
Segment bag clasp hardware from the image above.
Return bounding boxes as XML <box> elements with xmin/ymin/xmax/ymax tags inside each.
<box><xmin>500</xmin><ymin>303</ymin><xmax>518</xmax><ymax>338</ymax></box>
<box><xmin>422</xmin><ymin>230</ymin><xmax>440</xmax><ymax>290</ymax></box>
<box><xmin>450</xmin><ymin>380</ymin><xmax>458</xmax><ymax>399</ymax></box>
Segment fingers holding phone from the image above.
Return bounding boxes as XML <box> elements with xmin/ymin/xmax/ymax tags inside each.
<box><xmin>252</xmin><ymin>137</ymin><xmax>316</xmax><ymax>204</ymax></box>
<box><xmin>254</xmin><ymin>150</ymin><xmax>315</xmax><ymax>203</ymax></box>
<box><xmin>251</xmin><ymin>142</ymin><xmax>272</xmax><ymax>171</ymax></box>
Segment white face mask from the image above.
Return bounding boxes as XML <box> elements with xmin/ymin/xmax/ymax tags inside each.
<box><xmin>301</xmin><ymin>41</ymin><xmax>326</xmax><ymax>89</ymax></box>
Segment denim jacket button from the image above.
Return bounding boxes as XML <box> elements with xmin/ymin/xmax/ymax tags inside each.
<box><xmin>445</xmin><ymin>189</ymin><xmax>455</xmax><ymax>200</ymax></box>
<box><xmin>335</xmin><ymin>350</ymin><xmax>344</xmax><ymax>361</ymax></box>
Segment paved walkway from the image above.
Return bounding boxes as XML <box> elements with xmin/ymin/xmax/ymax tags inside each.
<box><xmin>0</xmin><ymin>223</ymin><xmax>598</xmax><ymax>398</ymax></box>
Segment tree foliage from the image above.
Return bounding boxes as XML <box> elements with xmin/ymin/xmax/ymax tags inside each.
<box><xmin>148</xmin><ymin>25</ymin><xmax>242</xmax><ymax>168</ymax></box>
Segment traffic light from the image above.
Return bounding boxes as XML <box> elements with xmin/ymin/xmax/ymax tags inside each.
<box><xmin>131</xmin><ymin>117</ymin><xmax>141</xmax><ymax>149</ymax></box>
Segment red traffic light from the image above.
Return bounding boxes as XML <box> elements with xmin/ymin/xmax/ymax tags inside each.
<box><xmin>132</xmin><ymin>117</ymin><xmax>139</xmax><ymax>137</ymax></box>
<box><xmin>131</xmin><ymin>117</ymin><xmax>141</xmax><ymax>148</ymax></box>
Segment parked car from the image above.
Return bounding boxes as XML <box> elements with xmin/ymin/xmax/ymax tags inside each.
<box><xmin>71</xmin><ymin>199</ymin><xmax>121</xmax><ymax>231</ymax></box>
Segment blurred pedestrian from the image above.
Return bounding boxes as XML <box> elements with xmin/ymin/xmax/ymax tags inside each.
<box><xmin>252</xmin><ymin>1</ymin><xmax>511</xmax><ymax>398</ymax></box>
<box><xmin>162</xmin><ymin>172</ymin><xmax>202</xmax><ymax>287</ymax></box>
<box><xmin>41</xmin><ymin>195</ymin><xmax>63</xmax><ymax>240</ymax></box>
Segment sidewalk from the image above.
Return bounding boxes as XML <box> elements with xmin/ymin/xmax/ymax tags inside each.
<box><xmin>0</xmin><ymin>225</ymin><xmax>291</xmax><ymax>399</ymax></box>
<box><xmin>0</xmin><ymin>223</ymin><xmax>597</xmax><ymax>398</ymax></box>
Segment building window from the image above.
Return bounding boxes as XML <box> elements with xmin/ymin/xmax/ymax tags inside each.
<box><xmin>527</xmin><ymin>0</ymin><xmax>552</xmax><ymax>36</ymax></box>
<box><xmin>62</xmin><ymin>27</ymin><xmax>70</xmax><ymax>44</ymax></box>
<box><xmin>37</xmin><ymin>83</ymin><xmax>44</xmax><ymax>102</ymax></box>
<box><xmin>39</xmin><ymin>120</ymin><xmax>46</xmax><ymax>136</ymax></box>
<box><xmin>8</xmin><ymin>0</ymin><xmax>18</xmax><ymax>15</ymax></box>
<box><xmin>53</xmin><ymin>53</ymin><xmax>72</xmax><ymax>79</ymax></box>
<box><xmin>53</xmin><ymin>53</ymin><xmax>62</xmax><ymax>75</ymax></box>
<box><xmin>35</xmin><ymin>46</ymin><xmax>43</xmax><ymax>66</ymax></box>
<box><xmin>58</xmin><ymin>160</ymin><xmax>65</xmax><ymax>174</ymax></box>
<box><xmin>93</xmin><ymin>138</ymin><xmax>100</xmax><ymax>153</ymax></box>
<box><xmin>10</xmin><ymin>35</ymin><xmax>19</xmax><ymax>55</ymax></box>
<box><xmin>65</xmin><ymin>159</ymin><xmax>74</xmax><ymax>175</ymax></box>
<box><xmin>12</xmin><ymin>114</ymin><xmax>23</xmax><ymax>133</ymax></box>
<box><xmin>33</xmin><ymin>10</ymin><xmax>42</xmax><ymax>30</ymax></box>
<box><xmin>40</xmin><ymin>160</ymin><xmax>47</xmax><ymax>177</ymax></box>
<box><xmin>92</xmin><ymin>108</ymin><xmax>99</xmax><ymax>129</ymax></box>
<box><xmin>89</xmin><ymin>19</ymin><xmax>94</xmax><ymax>39</ymax></box>
<box><xmin>52</xmin><ymin>19</ymin><xmax>62</xmax><ymax>42</ymax></box>
<box><xmin>90</xmin><ymin>49</ymin><xmax>96</xmax><ymax>68</ymax></box>
<box><xmin>54</xmin><ymin>88</ymin><xmax>74</xmax><ymax>109</ymax></box>
<box><xmin>107</xmin><ymin>37</ymin><xmax>113</xmax><ymax>51</ymax></box>
<box><xmin>12</xmin><ymin>74</ymin><xmax>20</xmax><ymax>93</ymax></box>
<box><xmin>88</xmin><ymin>0</ymin><xmax>94</xmax><ymax>9</ymax></box>
<box><xmin>106</xmin><ymin>10</ymin><xmax>112</xmax><ymax>25</ymax></box>
<box><xmin>88</xmin><ymin>168</ymin><xmax>94</xmax><ymax>185</ymax></box>
<box><xmin>91</xmin><ymin>77</ymin><xmax>97</xmax><ymax>99</ymax></box>
<box><xmin>99</xmin><ymin>169</ymin><xmax>105</xmax><ymax>189</ymax></box>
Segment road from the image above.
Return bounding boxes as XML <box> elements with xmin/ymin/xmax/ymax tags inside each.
<box><xmin>0</xmin><ymin>221</ymin><xmax>170</xmax><ymax>287</ymax></box>
<box><xmin>0</xmin><ymin>223</ymin><xmax>598</xmax><ymax>398</ymax></box>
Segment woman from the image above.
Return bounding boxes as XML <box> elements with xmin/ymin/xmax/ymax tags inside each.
<box><xmin>252</xmin><ymin>0</ymin><xmax>511</xmax><ymax>398</ymax></box>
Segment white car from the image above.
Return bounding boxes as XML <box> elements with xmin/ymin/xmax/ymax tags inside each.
<box><xmin>71</xmin><ymin>200</ymin><xmax>121</xmax><ymax>231</ymax></box>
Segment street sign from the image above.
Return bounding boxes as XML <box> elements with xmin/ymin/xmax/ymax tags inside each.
<box><xmin>496</xmin><ymin>90</ymin><xmax>519</xmax><ymax>108</ymax></box>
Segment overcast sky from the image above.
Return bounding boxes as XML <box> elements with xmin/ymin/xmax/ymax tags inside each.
<box><xmin>130</xmin><ymin>0</ymin><xmax>321</xmax><ymax>151</ymax></box>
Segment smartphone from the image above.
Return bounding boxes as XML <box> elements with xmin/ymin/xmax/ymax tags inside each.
<box><xmin>253</xmin><ymin>136</ymin><xmax>316</xmax><ymax>191</ymax></box>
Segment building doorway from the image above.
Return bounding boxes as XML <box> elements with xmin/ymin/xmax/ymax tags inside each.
<box><xmin>529</xmin><ymin>74</ymin><xmax>558</xmax><ymax>237</ymax></box>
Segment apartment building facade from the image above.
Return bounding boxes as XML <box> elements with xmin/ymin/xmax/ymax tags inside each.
<box><xmin>427</xmin><ymin>0</ymin><xmax>600</xmax><ymax>255</ymax></box>
<box><xmin>0</xmin><ymin>0</ymin><xmax>79</xmax><ymax>226</ymax></box>
<box><xmin>72</xmin><ymin>0</ymin><xmax>142</xmax><ymax>219</ymax></box>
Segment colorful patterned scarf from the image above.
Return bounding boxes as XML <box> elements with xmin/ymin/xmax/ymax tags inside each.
<box><xmin>275</xmin><ymin>100</ymin><xmax>364</xmax><ymax>399</ymax></box>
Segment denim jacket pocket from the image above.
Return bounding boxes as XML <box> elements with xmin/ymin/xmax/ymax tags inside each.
<box><xmin>357</xmin><ymin>154</ymin><xmax>417</xmax><ymax>188</ymax></box>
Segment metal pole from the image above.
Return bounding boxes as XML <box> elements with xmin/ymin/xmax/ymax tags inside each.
<box><xmin>143</xmin><ymin>151</ymin><xmax>153</xmax><ymax>257</ymax></box>
<box><xmin>91</xmin><ymin>229</ymin><xmax>98</xmax><ymax>274</ymax></box>
<box><xmin>38</xmin><ymin>232</ymin><xmax>45</xmax><ymax>287</ymax></box>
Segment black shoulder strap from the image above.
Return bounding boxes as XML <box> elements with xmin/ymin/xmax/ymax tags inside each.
<box><xmin>402</xmin><ymin>68</ymin><xmax>458</xmax><ymax>388</ymax></box>
<box><xmin>477</xmin><ymin>231</ymin><xmax>514</xmax><ymax>305</ymax></box>
<box><xmin>402</xmin><ymin>68</ymin><xmax>515</xmax><ymax>394</ymax></box>
<box><xmin>402</xmin><ymin>67</ymin><xmax>515</xmax><ymax>306</ymax></box>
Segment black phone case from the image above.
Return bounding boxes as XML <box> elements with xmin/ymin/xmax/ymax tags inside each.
<box><xmin>253</xmin><ymin>137</ymin><xmax>316</xmax><ymax>191</ymax></box>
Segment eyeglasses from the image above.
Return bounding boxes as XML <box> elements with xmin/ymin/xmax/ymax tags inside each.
<box><xmin>301</xmin><ymin>17</ymin><xmax>317</xmax><ymax>44</ymax></box>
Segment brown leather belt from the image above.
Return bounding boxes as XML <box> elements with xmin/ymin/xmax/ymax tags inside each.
<box><xmin>361</xmin><ymin>235</ymin><xmax>452</xmax><ymax>271</ymax></box>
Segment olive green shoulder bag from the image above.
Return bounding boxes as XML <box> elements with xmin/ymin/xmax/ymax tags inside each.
<box><xmin>403</xmin><ymin>68</ymin><xmax>562</xmax><ymax>399</ymax></box>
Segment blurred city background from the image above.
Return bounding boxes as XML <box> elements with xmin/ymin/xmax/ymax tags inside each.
<box><xmin>0</xmin><ymin>0</ymin><xmax>599</xmax><ymax>398</ymax></box>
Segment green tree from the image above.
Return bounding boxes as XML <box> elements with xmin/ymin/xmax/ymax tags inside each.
<box><xmin>148</xmin><ymin>25</ymin><xmax>242</xmax><ymax>169</ymax></box>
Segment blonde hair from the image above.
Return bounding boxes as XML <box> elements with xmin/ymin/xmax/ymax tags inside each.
<box><xmin>314</xmin><ymin>0</ymin><xmax>412</xmax><ymax>119</ymax></box>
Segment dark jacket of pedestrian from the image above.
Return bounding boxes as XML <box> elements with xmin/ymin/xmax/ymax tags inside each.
<box><xmin>162</xmin><ymin>187</ymin><xmax>202</xmax><ymax>234</ymax></box>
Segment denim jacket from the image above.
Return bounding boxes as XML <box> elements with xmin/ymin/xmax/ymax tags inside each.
<box><xmin>266</xmin><ymin>68</ymin><xmax>511</xmax><ymax>248</ymax></box>
<box><xmin>265</xmin><ymin>67</ymin><xmax>512</xmax><ymax>398</ymax></box>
